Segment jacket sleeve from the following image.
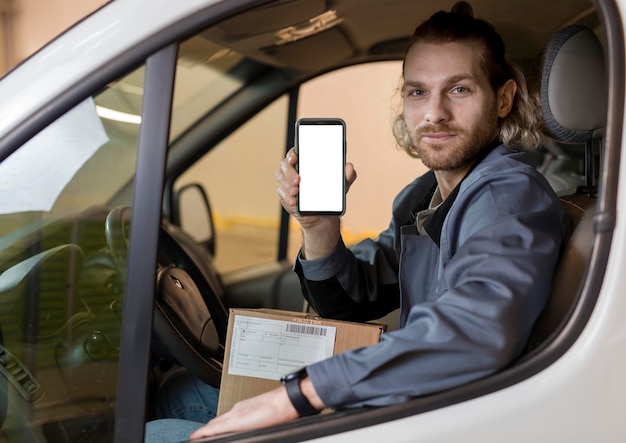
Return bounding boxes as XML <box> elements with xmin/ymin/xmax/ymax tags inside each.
<box><xmin>295</xmin><ymin>241</ymin><xmax>400</xmax><ymax>323</ymax></box>
<box><xmin>305</xmin><ymin>164</ymin><xmax>566</xmax><ymax>409</ymax></box>
<box><xmin>295</xmin><ymin>172</ymin><xmax>437</xmax><ymax>322</ymax></box>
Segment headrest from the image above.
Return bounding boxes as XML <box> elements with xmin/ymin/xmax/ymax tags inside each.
<box><xmin>538</xmin><ymin>25</ymin><xmax>607</xmax><ymax>144</ymax></box>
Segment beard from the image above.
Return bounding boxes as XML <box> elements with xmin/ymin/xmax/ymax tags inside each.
<box><xmin>408</xmin><ymin>116</ymin><xmax>499</xmax><ymax>171</ymax></box>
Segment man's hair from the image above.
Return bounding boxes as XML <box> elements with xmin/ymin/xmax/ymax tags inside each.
<box><xmin>393</xmin><ymin>1</ymin><xmax>542</xmax><ymax>156</ymax></box>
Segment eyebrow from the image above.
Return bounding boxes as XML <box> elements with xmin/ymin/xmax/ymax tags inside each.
<box><xmin>403</xmin><ymin>73</ymin><xmax>478</xmax><ymax>89</ymax></box>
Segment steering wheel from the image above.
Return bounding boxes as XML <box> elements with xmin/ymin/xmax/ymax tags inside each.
<box><xmin>105</xmin><ymin>206</ymin><xmax>228</xmax><ymax>387</ymax></box>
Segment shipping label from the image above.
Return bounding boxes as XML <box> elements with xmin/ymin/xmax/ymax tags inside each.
<box><xmin>227</xmin><ymin>315</ymin><xmax>337</xmax><ymax>380</ymax></box>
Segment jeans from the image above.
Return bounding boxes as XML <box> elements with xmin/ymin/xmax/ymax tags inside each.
<box><xmin>144</xmin><ymin>369</ymin><xmax>219</xmax><ymax>442</ymax></box>
<box><xmin>144</xmin><ymin>419</ymin><xmax>205</xmax><ymax>443</ymax></box>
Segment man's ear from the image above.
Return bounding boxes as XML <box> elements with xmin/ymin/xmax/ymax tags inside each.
<box><xmin>497</xmin><ymin>79</ymin><xmax>517</xmax><ymax>118</ymax></box>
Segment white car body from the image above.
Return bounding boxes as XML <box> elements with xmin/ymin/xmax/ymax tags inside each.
<box><xmin>0</xmin><ymin>0</ymin><xmax>622</xmax><ymax>441</ymax></box>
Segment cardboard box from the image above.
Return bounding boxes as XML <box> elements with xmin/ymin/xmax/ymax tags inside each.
<box><xmin>216</xmin><ymin>308</ymin><xmax>385</xmax><ymax>415</ymax></box>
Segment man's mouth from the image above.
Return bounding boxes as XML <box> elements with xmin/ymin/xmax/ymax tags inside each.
<box><xmin>420</xmin><ymin>132</ymin><xmax>455</xmax><ymax>143</ymax></box>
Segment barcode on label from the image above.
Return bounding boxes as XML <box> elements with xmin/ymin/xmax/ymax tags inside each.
<box><xmin>286</xmin><ymin>324</ymin><xmax>328</xmax><ymax>336</ymax></box>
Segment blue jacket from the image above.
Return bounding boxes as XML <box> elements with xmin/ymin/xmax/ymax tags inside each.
<box><xmin>296</xmin><ymin>143</ymin><xmax>566</xmax><ymax>408</ymax></box>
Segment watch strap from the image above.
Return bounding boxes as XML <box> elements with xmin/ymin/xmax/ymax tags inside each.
<box><xmin>282</xmin><ymin>370</ymin><xmax>320</xmax><ymax>417</ymax></box>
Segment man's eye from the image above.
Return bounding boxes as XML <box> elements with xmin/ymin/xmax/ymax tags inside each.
<box><xmin>409</xmin><ymin>89</ymin><xmax>425</xmax><ymax>97</ymax></box>
<box><xmin>452</xmin><ymin>86</ymin><xmax>469</xmax><ymax>94</ymax></box>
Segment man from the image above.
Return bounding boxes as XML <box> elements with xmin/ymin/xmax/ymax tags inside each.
<box><xmin>145</xmin><ymin>2</ymin><xmax>565</xmax><ymax>440</ymax></box>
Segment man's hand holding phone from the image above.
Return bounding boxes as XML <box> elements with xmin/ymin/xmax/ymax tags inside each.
<box><xmin>276</xmin><ymin>123</ymin><xmax>356</xmax><ymax>260</ymax></box>
<box><xmin>276</xmin><ymin>148</ymin><xmax>356</xmax><ymax>219</ymax></box>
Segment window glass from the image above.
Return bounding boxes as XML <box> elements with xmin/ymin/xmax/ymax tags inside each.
<box><xmin>170</xmin><ymin>36</ymin><xmax>245</xmax><ymax>141</ymax></box>
<box><xmin>175</xmin><ymin>95</ymin><xmax>289</xmax><ymax>274</ymax></box>
<box><xmin>0</xmin><ymin>66</ymin><xmax>144</xmax><ymax>441</ymax></box>
<box><xmin>291</xmin><ymin>61</ymin><xmax>428</xmax><ymax>255</ymax></box>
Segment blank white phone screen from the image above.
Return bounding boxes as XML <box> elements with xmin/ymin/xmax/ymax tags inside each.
<box><xmin>298</xmin><ymin>123</ymin><xmax>344</xmax><ymax>213</ymax></box>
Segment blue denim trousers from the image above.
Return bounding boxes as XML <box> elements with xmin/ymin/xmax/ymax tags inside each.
<box><xmin>144</xmin><ymin>369</ymin><xmax>219</xmax><ymax>442</ymax></box>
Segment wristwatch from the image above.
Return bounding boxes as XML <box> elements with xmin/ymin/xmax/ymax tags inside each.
<box><xmin>280</xmin><ymin>367</ymin><xmax>321</xmax><ymax>417</ymax></box>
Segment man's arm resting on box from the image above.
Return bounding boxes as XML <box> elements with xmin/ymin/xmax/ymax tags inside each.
<box><xmin>189</xmin><ymin>377</ymin><xmax>324</xmax><ymax>439</ymax></box>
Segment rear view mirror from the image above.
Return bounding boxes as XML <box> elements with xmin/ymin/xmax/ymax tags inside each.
<box><xmin>172</xmin><ymin>183</ymin><xmax>216</xmax><ymax>256</ymax></box>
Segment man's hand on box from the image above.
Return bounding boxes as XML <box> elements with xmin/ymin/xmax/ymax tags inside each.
<box><xmin>189</xmin><ymin>377</ymin><xmax>325</xmax><ymax>439</ymax></box>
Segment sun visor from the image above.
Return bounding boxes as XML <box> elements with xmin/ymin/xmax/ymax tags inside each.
<box><xmin>262</xmin><ymin>28</ymin><xmax>354</xmax><ymax>71</ymax></box>
<box><xmin>218</xmin><ymin>0</ymin><xmax>327</xmax><ymax>36</ymax></box>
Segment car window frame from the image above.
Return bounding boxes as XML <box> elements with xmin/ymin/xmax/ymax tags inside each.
<box><xmin>112</xmin><ymin>44</ymin><xmax>178</xmax><ymax>442</ymax></box>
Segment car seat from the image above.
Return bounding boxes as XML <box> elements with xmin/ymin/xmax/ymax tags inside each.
<box><xmin>524</xmin><ymin>24</ymin><xmax>607</xmax><ymax>353</ymax></box>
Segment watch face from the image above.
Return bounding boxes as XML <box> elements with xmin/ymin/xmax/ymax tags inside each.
<box><xmin>281</xmin><ymin>367</ymin><xmax>307</xmax><ymax>384</ymax></box>
<box><xmin>280</xmin><ymin>374</ymin><xmax>292</xmax><ymax>384</ymax></box>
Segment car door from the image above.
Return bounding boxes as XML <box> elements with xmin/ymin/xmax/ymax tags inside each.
<box><xmin>0</xmin><ymin>48</ymin><xmax>177</xmax><ymax>441</ymax></box>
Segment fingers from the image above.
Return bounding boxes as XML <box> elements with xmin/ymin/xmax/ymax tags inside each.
<box><xmin>345</xmin><ymin>162</ymin><xmax>357</xmax><ymax>192</ymax></box>
<box><xmin>276</xmin><ymin>148</ymin><xmax>300</xmax><ymax>211</ymax></box>
<box><xmin>189</xmin><ymin>388</ymin><xmax>297</xmax><ymax>440</ymax></box>
<box><xmin>189</xmin><ymin>415</ymin><xmax>233</xmax><ymax>439</ymax></box>
<box><xmin>285</xmin><ymin>146</ymin><xmax>297</xmax><ymax>167</ymax></box>
<box><xmin>276</xmin><ymin>148</ymin><xmax>358</xmax><ymax>213</ymax></box>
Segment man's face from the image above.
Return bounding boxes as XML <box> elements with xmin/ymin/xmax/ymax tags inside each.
<box><xmin>402</xmin><ymin>40</ymin><xmax>501</xmax><ymax>171</ymax></box>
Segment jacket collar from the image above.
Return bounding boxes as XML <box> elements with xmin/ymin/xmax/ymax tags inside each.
<box><xmin>418</xmin><ymin>139</ymin><xmax>502</xmax><ymax>246</ymax></box>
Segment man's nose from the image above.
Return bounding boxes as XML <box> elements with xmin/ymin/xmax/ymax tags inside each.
<box><xmin>424</xmin><ymin>95</ymin><xmax>450</xmax><ymax>124</ymax></box>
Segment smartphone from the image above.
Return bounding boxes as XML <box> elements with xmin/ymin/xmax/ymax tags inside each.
<box><xmin>295</xmin><ymin>118</ymin><xmax>346</xmax><ymax>216</ymax></box>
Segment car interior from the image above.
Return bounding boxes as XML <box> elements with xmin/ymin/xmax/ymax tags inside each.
<box><xmin>523</xmin><ymin>24</ymin><xmax>605</xmax><ymax>356</ymax></box>
<box><xmin>0</xmin><ymin>0</ymin><xmax>614</xmax><ymax>441</ymax></box>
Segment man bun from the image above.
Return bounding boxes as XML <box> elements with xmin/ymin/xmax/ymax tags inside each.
<box><xmin>451</xmin><ymin>1</ymin><xmax>474</xmax><ymax>16</ymax></box>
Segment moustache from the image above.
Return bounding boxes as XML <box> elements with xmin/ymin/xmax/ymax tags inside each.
<box><xmin>414</xmin><ymin>124</ymin><xmax>458</xmax><ymax>136</ymax></box>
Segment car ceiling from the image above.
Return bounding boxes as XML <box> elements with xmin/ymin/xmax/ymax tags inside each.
<box><xmin>202</xmin><ymin>0</ymin><xmax>599</xmax><ymax>73</ymax></box>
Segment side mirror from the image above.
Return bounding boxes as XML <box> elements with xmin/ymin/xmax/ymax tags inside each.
<box><xmin>172</xmin><ymin>183</ymin><xmax>216</xmax><ymax>256</ymax></box>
